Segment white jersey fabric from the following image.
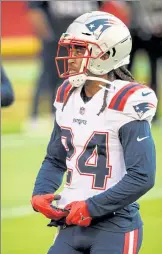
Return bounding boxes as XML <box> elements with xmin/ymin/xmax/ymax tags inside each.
<box><xmin>54</xmin><ymin>79</ymin><xmax>157</xmax><ymax>208</ymax></box>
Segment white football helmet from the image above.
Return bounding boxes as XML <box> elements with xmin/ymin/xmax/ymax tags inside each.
<box><xmin>55</xmin><ymin>11</ymin><xmax>132</xmax><ymax>87</ymax></box>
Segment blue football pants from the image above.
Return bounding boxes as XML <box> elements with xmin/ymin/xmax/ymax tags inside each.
<box><xmin>47</xmin><ymin>225</ymin><xmax>143</xmax><ymax>254</ymax></box>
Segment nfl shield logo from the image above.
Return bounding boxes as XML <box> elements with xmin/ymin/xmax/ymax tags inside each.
<box><xmin>79</xmin><ymin>107</ymin><xmax>85</xmax><ymax>115</ymax></box>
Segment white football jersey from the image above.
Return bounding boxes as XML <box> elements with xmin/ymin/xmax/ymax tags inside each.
<box><xmin>54</xmin><ymin>79</ymin><xmax>157</xmax><ymax>208</ymax></box>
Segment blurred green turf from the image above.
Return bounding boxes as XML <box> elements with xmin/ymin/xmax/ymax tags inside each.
<box><xmin>2</xmin><ymin>59</ymin><xmax>41</xmax><ymax>85</ymax></box>
<box><xmin>2</xmin><ymin>215</ymin><xmax>54</xmax><ymax>254</ymax></box>
<box><xmin>1</xmin><ymin>126</ymin><xmax>162</xmax><ymax>254</ymax></box>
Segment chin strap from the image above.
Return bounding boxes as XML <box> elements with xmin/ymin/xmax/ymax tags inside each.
<box><xmin>69</xmin><ymin>74</ymin><xmax>115</xmax><ymax>92</ymax></box>
<box><xmin>69</xmin><ymin>74</ymin><xmax>86</xmax><ymax>87</ymax></box>
<box><xmin>86</xmin><ymin>76</ymin><xmax>115</xmax><ymax>92</ymax></box>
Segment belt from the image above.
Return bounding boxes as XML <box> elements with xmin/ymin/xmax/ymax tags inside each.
<box><xmin>47</xmin><ymin>218</ymin><xmax>68</xmax><ymax>229</ymax></box>
<box><xmin>47</xmin><ymin>213</ymin><xmax>115</xmax><ymax>229</ymax></box>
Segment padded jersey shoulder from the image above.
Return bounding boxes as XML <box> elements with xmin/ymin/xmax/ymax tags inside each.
<box><xmin>107</xmin><ymin>81</ymin><xmax>157</xmax><ymax>122</ymax></box>
<box><xmin>54</xmin><ymin>79</ymin><xmax>72</xmax><ymax>109</ymax></box>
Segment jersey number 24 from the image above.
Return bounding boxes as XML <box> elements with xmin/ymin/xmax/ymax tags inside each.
<box><xmin>61</xmin><ymin>127</ymin><xmax>112</xmax><ymax>190</ymax></box>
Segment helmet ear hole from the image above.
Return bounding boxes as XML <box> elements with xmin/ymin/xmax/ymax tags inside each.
<box><xmin>101</xmin><ymin>51</ymin><xmax>110</xmax><ymax>60</ymax></box>
<box><xmin>106</xmin><ymin>48</ymin><xmax>116</xmax><ymax>57</ymax></box>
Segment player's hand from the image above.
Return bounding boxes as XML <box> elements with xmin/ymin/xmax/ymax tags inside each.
<box><xmin>65</xmin><ymin>201</ymin><xmax>92</xmax><ymax>227</ymax></box>
<box><xmin>31</xmin><ymin>194</ymin><xmax>69</xmax><ymax>220</ymax></box>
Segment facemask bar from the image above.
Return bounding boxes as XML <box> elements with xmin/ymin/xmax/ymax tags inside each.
<box><xmin>55</xmin><ymin>37</ymin><xmax>104</xmax><ymax>79</ymax></box>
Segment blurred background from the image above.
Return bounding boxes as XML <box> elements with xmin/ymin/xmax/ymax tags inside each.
<box><xmin>1</xmin><ymin>1</ymin><xmax>162</xmax><ymax>254</ymax></box>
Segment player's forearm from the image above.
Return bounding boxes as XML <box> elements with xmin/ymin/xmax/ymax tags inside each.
<box><xmin>86</xmin><ymin>165</ymin><xmax>155</xmax><ymax>218</ymax></box>
<box><xmin>32</xmin><ymin>119</ymin><xmax>67</xmax><ymax>196</ymax></box>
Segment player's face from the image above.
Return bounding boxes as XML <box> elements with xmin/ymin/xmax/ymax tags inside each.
<box><xmin>68</xmin><ymin>46</ymin><xmax>110</xmax><ymax>75</ymax></box>
<box><xmin>56</xmin><ymin>41</ymin><xmax>109</xmax><ymax>79</ymax></box>
<box><xmin>68</xmin><ymin>45</ymin><xmax>86</xmax><ymax>75</ymax></box>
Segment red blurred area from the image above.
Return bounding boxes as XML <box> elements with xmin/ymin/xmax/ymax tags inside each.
<box><xmin>1</xmin><ymin>1</ymin><xmax>34</xmax><ymax>38</ymax></box>
<box><xmin>100</xmin><ymin>1</ymin><xmax>131</xmax><ymax>26</ymax></box>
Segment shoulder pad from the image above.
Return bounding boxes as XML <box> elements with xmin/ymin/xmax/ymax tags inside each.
<box><xmin>54</xmin><ymin>79</ymin><xmax>72</xmax><ymax>109</ymax></box>
<box><xmin>55</xmin><ymin>79</ymin><xmax>72</xmax><ymax>103</ymax></box>
<box><xmin>108</xmin><ymin>82</ymin><xmax>158</xmax><ymax>122</ymax></box>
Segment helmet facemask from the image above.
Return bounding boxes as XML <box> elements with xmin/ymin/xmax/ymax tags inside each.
<box><xmin>55</xmin><ymin>34</ymin><xmax>107</xmax><ymax>87</ymax></box>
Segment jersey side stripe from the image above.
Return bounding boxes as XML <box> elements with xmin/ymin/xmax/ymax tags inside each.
<box><xmin>56</xmin><ymin>79</ymin><xmax>70</xmax><ymax>103</ymax></box>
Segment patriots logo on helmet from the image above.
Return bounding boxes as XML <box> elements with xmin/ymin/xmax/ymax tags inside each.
<box><xmin>133</xmin><ymin>102</ymin><xmax>155</xmax><ymax>118</ymax></box>
<box><xmin>86</xmin><ymin>18</ymin><xmax>117</xmax><ymax>39</ymax></box>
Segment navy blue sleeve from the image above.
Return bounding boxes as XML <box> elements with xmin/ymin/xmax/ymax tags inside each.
<box><xmin>86</xmin><ymin>120</ymin><xmax>156</xmax><ymax>218</ymax></box>
<box><xmin>1</xmin><ymin>66</ymin><xmax>14</xmax><ymax>107</ymax></box>
<box><xmin>32</xmin><ymin>119</ymin><xmax>67</xmax><ymax>196</ymax></box>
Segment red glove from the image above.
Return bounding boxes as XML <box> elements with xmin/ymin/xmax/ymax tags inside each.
<box><xmin>31</xmin><ymin>194</ymin><xmax>68</xmax><ymax>220</ymax></box>
<box><xmin>65</xmin><ymin>201</ymin><xmax>92</xmax><ymax>227</ymax></box>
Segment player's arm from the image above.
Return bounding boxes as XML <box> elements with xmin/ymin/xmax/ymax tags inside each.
<box><xmin>32</xmin><ymin>119</ymin><xmax>67</xmax><ymax>196</ymax></box>
<box><xmin>65</xmin><ymin>120</ymin><xmax>156</xmax><ymax>226</ymax></box>
<box><xmin>86</xmin><ymin>120</ymin><xmax>156</xmax><ymax>218</ymax></box>
<box><xmin>65</xmin><ymin>85</ymin><xmax>158</xmax><ymax>226</ymax></box>
<box><xmin>1</xmin><ymin>66</ymin><xmax>14</xmax><ymax>107</ymax></box>
<box><xmin>31</xmin><ymin>119</ymin><xmax>68</xmax><ymax>220</ymax></box>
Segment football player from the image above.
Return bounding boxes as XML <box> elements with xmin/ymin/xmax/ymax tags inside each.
<box><xmin>31</xmin><ymin>11</ymin><xmax>157</xmax><ymax>254</ymax></box>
